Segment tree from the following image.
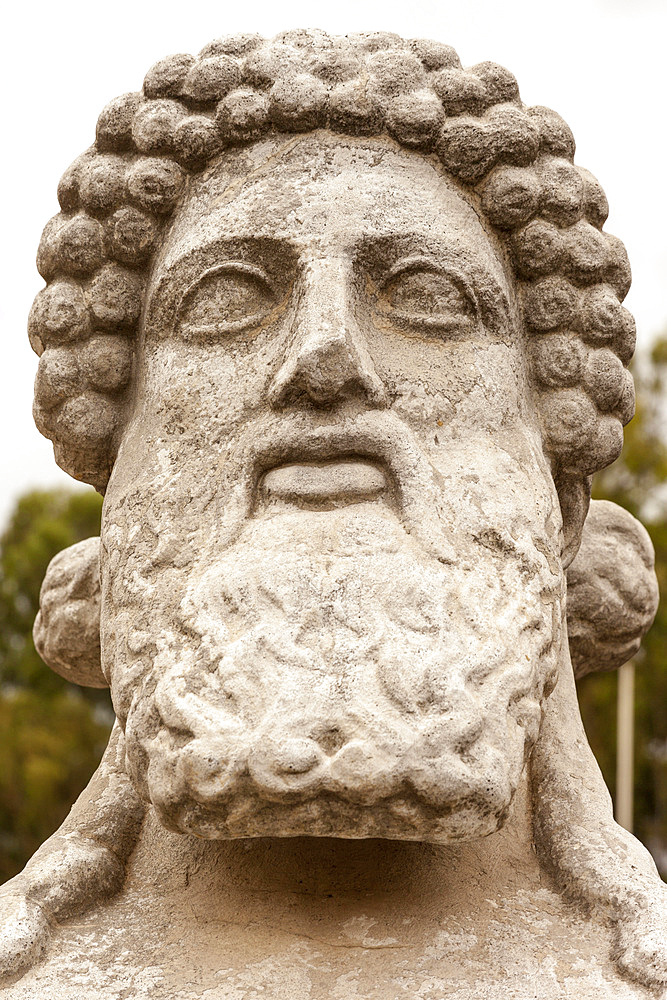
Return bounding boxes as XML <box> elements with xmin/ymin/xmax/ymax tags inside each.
<box><xmin>0</xmin><ymin>488</ymin><xmax>112</xmax><ymax>882</ymax></box>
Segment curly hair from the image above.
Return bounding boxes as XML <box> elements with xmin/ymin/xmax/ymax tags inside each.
<box><xmin>29</xmin><ymin>30</ymin><xmax>635</xmax><ymax>524</ymax></box>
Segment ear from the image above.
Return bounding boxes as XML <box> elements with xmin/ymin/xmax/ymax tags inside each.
<box><xmin>566</xmin><ymin>499</ymin><xmax>659</xmax><ymax>678</ymax></box>
<box><xmin>33</xmin><ymin>536</ymin><xmax>107</xmax><ymax>688</ymax></box>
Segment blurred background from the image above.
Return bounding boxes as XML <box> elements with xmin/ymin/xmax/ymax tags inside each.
<box><xmin>0</xmin><ymin>0</ymin><xmax>665</xmax><ymax>880</ymax></box>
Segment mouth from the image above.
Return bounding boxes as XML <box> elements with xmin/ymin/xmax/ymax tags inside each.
<box><xmin>260</xmin><ymin>457</ymin><xmax>388</xmax><ymax>508</ymax></box>
<box><xmin>247</xmin><ymin>419</ymin><xmax>398</xmax><ymax>512</ymax></box>
<box><xmin>240</xmin><ymin>413</ymin><xmax>425</xmax><ymax>522</ymax></box>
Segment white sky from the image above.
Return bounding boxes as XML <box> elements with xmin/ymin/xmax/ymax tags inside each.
<box><xmin>1</xmin><ymin>0</ymin><xmax>665</xmax><ymax>529</ymax></box>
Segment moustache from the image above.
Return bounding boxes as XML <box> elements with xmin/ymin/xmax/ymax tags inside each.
<box><xmin>205</xmin><ymin>406</ymin><xmax>468</xmax><ymax>564</ymax></box>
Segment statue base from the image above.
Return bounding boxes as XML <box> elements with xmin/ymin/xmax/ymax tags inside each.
<box><xmin>2</xmin><ymin>779</ymin><xmax>650</xmax><ymax>999</ymax></box>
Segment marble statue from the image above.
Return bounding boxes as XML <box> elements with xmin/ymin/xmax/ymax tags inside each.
<box><xmin>1</xmin><ymin>31</ymin><xmax>665</xmax><ymax>998</ymax></box>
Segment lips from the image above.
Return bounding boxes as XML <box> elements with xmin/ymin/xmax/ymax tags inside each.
<box><xmin>261</xmin><ymin>458</ymin><xmax>387</xmax><ymax>505</ymax></box>
<box><xmin>227</xmin><ymin>410</ymin><xmax>451</xmax><ymax>551</ymax></box>
<box><xmin>246</xmin><ymin>414</ymin><xmax>403</xmax><ymax>511</ymax></box>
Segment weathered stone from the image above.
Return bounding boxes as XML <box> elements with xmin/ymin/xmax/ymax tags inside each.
<box><xmin>33</xmin><ymin>537</ymin><xmax>105</xmax><ymax>688</ymax></box>
<box><xmin>567</xmin><ymin>500</ymin><xmax>659</xmax><ymax>678</ymax></box>
<box><xmin>2</xmin><ymin>31</ymin><xmax>665</xmax><ymax>999</ymax></box>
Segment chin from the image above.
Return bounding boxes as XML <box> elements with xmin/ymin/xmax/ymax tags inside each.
<box><xmin>140</xmin><ymin>722</ymin><xmax>531</xmax><ymax>844</ymax></box>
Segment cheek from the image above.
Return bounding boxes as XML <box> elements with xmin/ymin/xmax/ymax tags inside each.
<box><xmin>138</xmin><ymin>338</ymin><xmax>277</xmax><ymax>443</ymax></box>
<box><xmin>109</xmin><ymin>337</ymin><xmax>279</xmax><ymax>498</ymax></box>
<box><xmin>372</xmin><ymin>335</ymin><xmax>532</xmax><ymax>439</ymax></box>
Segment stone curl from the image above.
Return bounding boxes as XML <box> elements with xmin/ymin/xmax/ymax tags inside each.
<box><xmin>29</xmin><ymin>31</ymin><xmax>635</xmax><ymax>496</ymax></box>
<box><xmin>566</xmin><ymin>500</ymin><xmax>659</xmax><ymax>678</ymax></box>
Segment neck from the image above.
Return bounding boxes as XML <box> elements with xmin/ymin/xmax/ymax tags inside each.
<box><xmin>12</xmin><ymin>722</ymin><xmax>640</xmax><ymax>997</ymax></box>
<box><xmin>126</xmin><ymin>774</ymin><xmax>538</xmax><ymax>919</ymax></box>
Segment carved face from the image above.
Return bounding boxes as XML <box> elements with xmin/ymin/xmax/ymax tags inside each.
<box><xmin>101</xmin><ymin>133</ymin><xmax>565</xmax><ymax>842</ymax></box>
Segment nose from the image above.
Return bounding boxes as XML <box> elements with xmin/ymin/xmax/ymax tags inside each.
<box><xmin>268</xmin><ymin>258</ymin><xmax>387</xmax><ymax>409</ymax></box>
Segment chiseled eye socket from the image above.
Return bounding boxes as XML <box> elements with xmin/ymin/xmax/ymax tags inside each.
<box><xmin>177</xmin><ymin>263</ymin><xmax>278</xmax><ymax>340</ymax></box>
<box><xmin>378</xmin><ymin>258</ymin><xmax>478</xmax><ymax>335</ymax></box>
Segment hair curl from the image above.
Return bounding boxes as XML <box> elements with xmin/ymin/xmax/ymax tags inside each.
<box><xmin>30</xmin><ymin>30</ymin><xmax>635</xmax><ymax>526</ymax></box>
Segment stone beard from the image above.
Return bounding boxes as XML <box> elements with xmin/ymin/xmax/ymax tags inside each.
<box><xmin>102</xmin><ymin>414</ymin><xmax>564</xmax><ymax>845</ymax></box>
<box><xmin>97</xmin><ymin>133</ymin><xmax>566</xmax><ymax>844</ymax></box>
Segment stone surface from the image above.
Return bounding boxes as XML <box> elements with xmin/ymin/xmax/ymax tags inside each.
<box><xmin>566</xmin><ymin>500</ymin><xmax>660</xmax><ymax>677</ymax></box>
<box><xmin>33</xmin><ymin>537</ymin><xmax>106</xmax><ymax>687</ymax></box>
<box><xmin>0</xmin><ymin>796</ymin><xmax>657</xmax><ymax>999</ymax></box>
<box><xmin>2</xmin><ymin>30</ymin><xmax>666</xmax><ymax>999</ymax></box>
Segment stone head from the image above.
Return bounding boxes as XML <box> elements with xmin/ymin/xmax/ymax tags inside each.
<box><xmin>29</xmin><ymin>31</ymin><xmax>637</xmax><ymax>843</ymax></box>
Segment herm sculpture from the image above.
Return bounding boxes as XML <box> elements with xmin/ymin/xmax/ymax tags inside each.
<box><xmin>1</xmin><ymin>30</ymin><xmax>666</xmax><ymax>998</ymax></box>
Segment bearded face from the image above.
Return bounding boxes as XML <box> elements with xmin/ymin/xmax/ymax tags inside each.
<box><xmin>100</xmin><ymin>133</ymin><xmax>565</xmax><ymax>843</ymax></box>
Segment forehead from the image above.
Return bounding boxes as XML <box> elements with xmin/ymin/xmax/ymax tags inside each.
<box><xmin>159</xmin><ymin>132</ymin><xmax>508</xmax><ymax>284</ymax></box>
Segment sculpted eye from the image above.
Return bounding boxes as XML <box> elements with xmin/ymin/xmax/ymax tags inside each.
<box><xmin>177</xmin><ymin>263</ymin><xmax>278</xmax><ymax>339</ymax></box>
<box><xmin>378</xmin><ymin>259</ymin><xmax>477</xmax><ymax>334</ymax></box>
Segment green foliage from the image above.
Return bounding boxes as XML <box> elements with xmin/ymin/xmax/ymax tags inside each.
<box><xmin>0</xmin><ymin>689</ymin><xmax>110</xmax><ymax>882</ymax></box>
<box><xmin>0</xmin><ymin>489</ymin><xmax>103</xmax><ymax>692</ymax></box>
<box><xmin>580</xmin><ymin>336</ymin><xmax>667</xmax><ymax>873</ymax></box>
<box><xmin>0</xmin><ymin>488</ymin><xmax>112</xmax><ymax>883</ymax></box>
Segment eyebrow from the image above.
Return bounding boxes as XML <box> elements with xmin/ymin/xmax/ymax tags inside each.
<box><xmin>354</xmin><ymin>233</ymin><xmax>513</xmax><ymax>332</ymax></box>
<box><xmin>144</xmin><ymin>232</ymin><xmax>513</xmax><ymax>342</ymax></box>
